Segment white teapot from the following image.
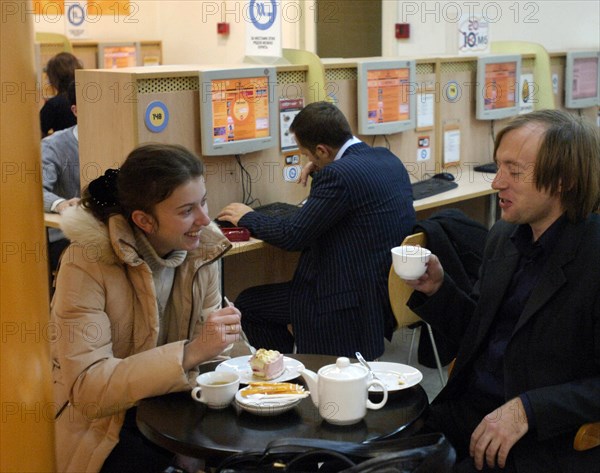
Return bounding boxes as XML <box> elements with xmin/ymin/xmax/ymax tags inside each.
<box><xmin>301</xmin><ymin>357</ymin><xmax>388</xmax><ymax>425</ymax></box>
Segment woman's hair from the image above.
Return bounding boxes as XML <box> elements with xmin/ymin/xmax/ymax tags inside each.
<box><xmin>45</xmin><ymin>52</ymin><xmax>83</xmax><ymax>95</ymax></box>
<box><xmin>494</xmin><ymin>109</ymin><xmax>600</xmax><ymax>222</ymax></box>
<box><xmin>82</xmin><ymin>144</ymin><xmax>204</xmax><ymax>223</ymax></box>
<box><xmin>289</xmin><ymin>101</ymin><xmax>353</xmax><ymax>154</ymax></box>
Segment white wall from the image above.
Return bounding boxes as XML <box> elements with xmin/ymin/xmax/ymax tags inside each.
<box><xmin>33</xmin><ymin>1</ymin><xmax>599</xmax><ymax>63</ymax></box>
<box><xmin>383</xmin><ymin>1</ymin><xmax>600</xmax><ymax>56</ymax></box>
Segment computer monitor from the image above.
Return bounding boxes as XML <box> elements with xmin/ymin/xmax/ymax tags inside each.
<box><xmin>564</xmin><ymin>51</ymin><xmax>600</xmax><ymax>109</ymax></box>
<box><xmin>199</xmin><ymin>67</ymin><xmax>278</xmax><ymax>156</ymax></box>
<box><xmin>476</xmin><ymin>54</ymin><xmax>521</xmax><ymax>120</ymax></box>
<box><xmin>97</xmin><ymin>42</ymin><xmax>140</xmax><ymax>69</ymax></box>
<box><xmin>356</xmin><ymin>59</ymin><xmax>416</xmax><ymax>135</ymax></box>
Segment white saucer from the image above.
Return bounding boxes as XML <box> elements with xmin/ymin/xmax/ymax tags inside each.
<box><xmin>235</xmin><ymin>389</ymin><xmax>303</xmax><ymax>416</ymax></box>
<box><xmin>216</xmin><ymin>355</ymin><xmax>305</xmax><ymax>384</ymax></box>
<box><xmin>352</xmin><ymin>362</ymin><xmax>423</xmax><ymax>392</ymax></box>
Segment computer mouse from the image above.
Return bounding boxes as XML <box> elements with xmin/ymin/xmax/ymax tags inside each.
<box><xmin>432</xmin><ymin>172</ymin><xmax>455</xmax><ymax>181</ymax></box>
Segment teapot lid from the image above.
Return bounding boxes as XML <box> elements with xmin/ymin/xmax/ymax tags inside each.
<box><xmin>320</xmin><ymin>357</ymin><xmax>366</xmax><ymax>380</ymax></box>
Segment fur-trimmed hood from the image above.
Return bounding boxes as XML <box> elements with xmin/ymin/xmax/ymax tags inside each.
<box><xmin>59</xmin><ymin>205</ymin><xmax>231</xmax><ymax>266</ymax></box>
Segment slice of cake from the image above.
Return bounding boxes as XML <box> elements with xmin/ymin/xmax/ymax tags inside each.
<box><xmin>249</xmin><ymin>349</ymin><xmax>285</xmax><ymax>380</ymax></box>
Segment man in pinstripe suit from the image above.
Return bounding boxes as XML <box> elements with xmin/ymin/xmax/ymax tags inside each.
<box><xmin>218</xmin><ymin>102</ymin><xmax>415</xmax><ymax>360</ymax></box>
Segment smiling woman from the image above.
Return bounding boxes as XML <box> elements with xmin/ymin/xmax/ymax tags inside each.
<box><xmin>51</xmin><ymin>143</ymin><xmax>242</xmax><ymax>473</ymax></box>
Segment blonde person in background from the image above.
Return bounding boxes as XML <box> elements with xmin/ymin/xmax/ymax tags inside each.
<box><xmin>51</xmin><ymin>144</ymin><xmax>241</xmax><ymax>473</ymax></box>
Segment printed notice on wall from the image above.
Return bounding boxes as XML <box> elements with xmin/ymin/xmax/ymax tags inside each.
<box><xmin>416</xmin><ymin>93</ymin><xmax>435</xmax><ymax>130</ymax></box>
<box><xmin>458</xmin><ymin>15</ymin><xmax>489</xmax><ymax>54</ymax></box>
<box><xmin>443</xmin><ymin>126</ymin><xmax>461</xmax><ymax>164</ymax></box>
<box><xmin>64</xmin><ymin>1</ymin><xmax>88</xmax><ymax>39</ymax></box>
<box><xmin>280</xmin><ymin>98</ymin><xmax>304</xmax><ymax>151</ymax></box>
<box><xmin>245</xmin><ymin>0</ymin><xmax>282</xmax><ymax>59</ymax></box>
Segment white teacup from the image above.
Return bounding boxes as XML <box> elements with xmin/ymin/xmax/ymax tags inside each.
<box><xmin>191</xmin><ymin>371</ymin><xmax>240</xmax><ymax>409</ymax></box>
<box><xmin>391</xmin><ymin>245</ymin><xmax>432</xmax><ymax>280</ymax></box>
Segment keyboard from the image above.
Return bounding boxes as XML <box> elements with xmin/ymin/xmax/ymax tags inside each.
<box><xmin>474</xmin><ymin>162</ymin><xmax>498</xmax><ymax>173</ymax></box>
<box><xmin>411</xmin><ymin>178</ymin><xmax>458</xmax><ymax>200</ymax></box>
<box><xmin>253</xmin><ymin>202</ymin><xmax>300</xmax><ymax>219</ymax></box>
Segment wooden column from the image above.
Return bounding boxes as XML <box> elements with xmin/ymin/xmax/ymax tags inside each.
<box><xmin>1</xmin><ymin>1</ymin><xmax>56</xmax><ymax>471</ymax></box>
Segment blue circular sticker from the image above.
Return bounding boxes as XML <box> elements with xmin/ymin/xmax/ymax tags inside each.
<box><xmin>249</xmin><ymin>0</ymin><xmax>277</xmax><ymax>30</ymax></box>
<box><xmin>145</xmin><ymin>101</ymin><xmax>169</xmax><ymax>133</ymax></box>
<box><xmin>444</xmin><ymin>81</ymin><xmax>461</xmax><ymax>102</ymax></box>
<box><xmin>67</xmin><ymin>4</ymin><xmax>85</xmax><ymax>26</ymax></box>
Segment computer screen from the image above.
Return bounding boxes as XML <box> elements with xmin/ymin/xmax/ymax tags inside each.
<box><xmin>98</xmin><ymin>42</ymin><xmax>140</xmax><ymax>69</ymax></box>
<box><xmin>564</xmin><ymin>51</ymin><xmax>600</xmax><ymax>109</ymax></box>
<box><xmin>356</xmin><ymin>59</ymin><xmax>416</xmax><ymax>135</ymax></box>
<box><xmin>476</xmin><ymin>55</ymin><xmax>521</xmax><ymax>120</ymax></box>
<box><xmin>199</xmin><ymin>67</ymin><xmax>277</xmax><ymax>156</ymax></box>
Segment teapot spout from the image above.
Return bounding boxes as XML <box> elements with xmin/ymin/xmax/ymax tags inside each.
<box><xmin>300</xmin><ymin>369</ymin><xmax>319</xmax><ymax>407</ymax></box>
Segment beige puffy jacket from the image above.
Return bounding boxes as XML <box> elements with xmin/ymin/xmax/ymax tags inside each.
<box><xmin>51</xmin><ymin>206</ymin><xmax>231</xmax><ymax>473</ymax></box>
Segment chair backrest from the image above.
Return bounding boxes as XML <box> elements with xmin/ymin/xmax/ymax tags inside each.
<box><xmin>388</xmin><ymin>232</ymin><xmax>427</xmax><ymax>329</ymax></box>
<box><xmin>35</xmin><ymin>32</ymin><xmax>73</xmax><ymax>53</ymax></box>
<box><xmin>282</xmin><ymin>48</ymin><xmax>332</xmax><ymax>104</ymax></box>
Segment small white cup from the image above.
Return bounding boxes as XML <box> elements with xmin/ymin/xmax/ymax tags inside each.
<box><xmin>191</xmin><ymin>371</ymin><xmax>240</xmax><ymax>409</ymax></box>
<box><xmin>391</xmin><ymin>245</ymin><xmax>432</xmax><ymax>280</ymax></box>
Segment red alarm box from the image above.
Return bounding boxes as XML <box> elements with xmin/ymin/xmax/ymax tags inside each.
<box><xmin>217</xmin><ymin>22</ymin><xmax>230</xmax><ymax>35</ymax></box>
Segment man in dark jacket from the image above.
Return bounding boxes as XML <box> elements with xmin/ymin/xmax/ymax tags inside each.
<box><xmin>404</xmin><ymin>110</ymin><xmax>600</xmax><ymax>472</ymax></box>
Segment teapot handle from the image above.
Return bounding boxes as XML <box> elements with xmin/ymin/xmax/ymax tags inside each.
<box><xmin>365</xmin><ymin>380</ymin><xmax>388</xmax><ymax>410</ymax></box>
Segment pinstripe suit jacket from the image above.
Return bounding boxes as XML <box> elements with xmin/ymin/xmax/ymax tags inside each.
<box><xmin>239</xmin><ymin>142</ymin><xmax>415</xmax><ymax>359</ymax></box>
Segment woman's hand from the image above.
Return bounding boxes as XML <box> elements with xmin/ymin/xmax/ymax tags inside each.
<box><xmin>182</xmin><ymin>305</ymin><xmax>242</xmax><ymax>370</ymax></box>
<box><xmin>401</xmin><ymin>254</ymin><xmax>445</xmax><ymax>297</ymax></box>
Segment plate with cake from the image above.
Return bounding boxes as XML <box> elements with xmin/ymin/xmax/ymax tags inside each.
<box><xmin>216</xmin><ymin>349</ymin><xmax>305</xmax><ymax>384</ymax></box>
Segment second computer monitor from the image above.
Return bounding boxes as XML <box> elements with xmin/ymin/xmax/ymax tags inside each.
<box><xmin>356</xmin><ymin>59</ymin><xmax>416</xmax><ymax>135</ymax></box>
<box><xmin>475</xmin><ymin>54</ymin><xmax>521</xmax><ymax>120</ymax></box>
<box><xmin>564</xmin><ymin>50</ymin><xmax>600</xmax><ymax>109</ymax></box>
<box><xmin>97</xmin><ymin>42</ymin><xmax>140</xmax><ymax>69</ymax></box>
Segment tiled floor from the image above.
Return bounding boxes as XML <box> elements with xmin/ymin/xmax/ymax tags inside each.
<box><xmin>379</xmin><ymin>325</ymin><xmax>449</xmax><ymax>402</ymax></box>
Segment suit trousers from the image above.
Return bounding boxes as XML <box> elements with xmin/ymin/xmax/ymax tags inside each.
<box><xmin>235</xmin><ymin>282</ymin><xmax>296</xmax><ymax>353</ymax></box>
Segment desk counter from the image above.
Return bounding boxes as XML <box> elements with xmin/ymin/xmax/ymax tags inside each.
<box><xmin>413</xmin><ymin>172</ymin><xmax>496</xmax><ymax>212</ymax></box>
<box><xmin>44</xmin><ymin>172</ymin><xmax>497</xmax><ymax>234</ymax></box>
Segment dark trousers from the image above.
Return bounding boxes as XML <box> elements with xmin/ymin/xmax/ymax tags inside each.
<box><xmin>422</xmin><ymin>398</ymin><xmax>516</xmax><ymax>473</ymax></box>
<box><xmin>235</xmin><ymin>282</ymin><xmax>295</xmax><ymax>353</ymax></box>
<box><xmin>100</xmin><ymin>408</ymin><xmax>174</xmax><ymax>473</ymax></box>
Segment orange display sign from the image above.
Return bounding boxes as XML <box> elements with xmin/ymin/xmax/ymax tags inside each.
<box><xmin>211</xmin><ymin>77</ymin><xmax>270</xmax><ymax>145</ymax></box>
<box><xmin>366</xmin><ymin>68</ymin><xmax>411</xmax><ymax>124</ymax></box>
<box><xmin>102</xmin><ymin>45</ymin><xmax>137</xmax><ymax>68</ymax></box>
<box><xmin>34</xmin><ymin>1</ymin><xmax>130</xmax><ymax>15</ymax></box>
<box><xmin>483</xmin><ymin>62</ymin><xmax>518</xmax><ymax>111</ymax></box>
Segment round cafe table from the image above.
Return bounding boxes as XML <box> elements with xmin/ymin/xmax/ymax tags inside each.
<box><xmin>136</xmin><ymin>354</ymin><xmax>429</xmax><ymax>464</ymax></box>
